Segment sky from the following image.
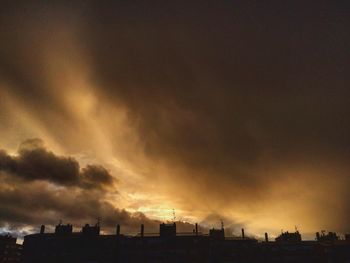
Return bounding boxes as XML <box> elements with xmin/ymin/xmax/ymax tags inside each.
<box><xmin>1</xmin><ymin>1</ymin><xmax>350</xmax><ymax>240</ymax></box>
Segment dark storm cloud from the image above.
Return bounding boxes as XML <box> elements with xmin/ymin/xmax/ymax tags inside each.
<box><xmin>83</xmin><ymin>1</ymin><xmax>350</xmax><ymax>232</ymax></box>
<box><xmin>0</xmin><ymin>139</ymin><xmax>113</xmax><ymax>189</ymax></box>
<box><xmin>0</xmin><ymin>184</ymin><xmax>153</xmax><ymax>230</ymax></box>
<box><xmin>84</xmin><ymin>1</ymin><xmax>350</xmax><ymax>184</ymax></box>
<box><xmin>1</xmin><ymin>1</ymin><xmax>350</xmax><ymax>178</ymax></box>
<box><xmin>0</xmin><ymin>177</ymin><xmax>199</xmax><ymax>235</ymax></box>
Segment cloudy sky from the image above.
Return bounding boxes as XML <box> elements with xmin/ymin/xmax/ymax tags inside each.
<box><xmin>1</xmin><ymin>1</ymin><xmax>350</xmax><ymax>240</ymax></box>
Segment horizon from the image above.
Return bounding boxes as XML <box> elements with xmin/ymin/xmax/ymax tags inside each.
<box><xmin>4</xmin><ymin>219</ymin><xmax>341</xmax><ymax>245</ymax></box>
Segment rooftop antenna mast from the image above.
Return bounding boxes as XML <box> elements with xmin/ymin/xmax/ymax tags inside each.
<box><xmin>221</xmin><ymin>219</ymin><xmax>224</xmax><ymax>230</ymax></box>
<box><xmin>172</xmin><ymin>209</ymin><xmax>176</xmax><ymax>222</ymax></box>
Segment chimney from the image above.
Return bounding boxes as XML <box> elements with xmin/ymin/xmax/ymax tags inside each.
<box><xmin>40</xmin><ymin>225</ymin><xmax>45</xmax><ymax>234</ymax></box>
<box><xmin>316</xmin><ymin>232</ymin><xmax>320</xmax><ymax>241</ymax></box>
<box><xmin>241</xmin><ymin>228</ymin><xmax>245</xmax><ymax>238</ymax></box>
<box><xmin>116</xmin><ymin>224</ymin><xmax>120</xmax><ymax>236</ymax></box>
<box><xmin>195</xmin><ymin>223</ymin><xmax>198</xmax><ymax>236</ymax></box>
<box><xmin>141</xmin><ymin>224</ymin><xmax>144</xmax><ymax>237</ymax></box>
<box><xmin>265</xmin><ymin>232</ymin><xmax>269</xmax><ymax>242</ymax></box>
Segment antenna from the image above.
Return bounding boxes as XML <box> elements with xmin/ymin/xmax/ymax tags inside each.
<box><xmin>172</xmin><ymin>209</ymin><xmax>176</xmax><ymax>222</ymax></box>
<box><xmin>220</xmin><ymin>219</ymin><xmax>224</xmax><ymax>230</ymax></box>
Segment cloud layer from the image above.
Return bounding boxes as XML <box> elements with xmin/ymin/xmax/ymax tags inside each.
<box><xmin>0</xmin><ymin>139</ymin><xmax>113</xmax><ymax>189</ymax></box>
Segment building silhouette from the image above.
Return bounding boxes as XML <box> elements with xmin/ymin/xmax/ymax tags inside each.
<box><xmin>159</xmin><ymin>223</ymin><xmax>176</xmax><ymax>238</ymax></box>
<box><xmin>275</xmin><ymin>230</ymin><xmax>302</xmax><ymax>243</ymax></box>
<box><xmin>0</xmin><ymin>235</ymin><xmax>22</xmax><ymax>263</ymax></box>
<box><xmin>316</xmin><ymin>231</ymin><xmax>339</xmax><ymax>243</ymax></box>
<box><xmin>22</xmin><ymin>222</ymin><xmax>350</xmax><ymax>263</ymax></box>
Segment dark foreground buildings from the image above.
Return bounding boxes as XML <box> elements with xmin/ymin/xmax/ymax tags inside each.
<box><xmin>22</xmin><ymin>223</ymin><xmax>350</xmax><ymax>263</ymax></box>
<box><xmin>0</xmin><ymin>235</ymin><xmax>22</xmax><ymax>263</ymax></box>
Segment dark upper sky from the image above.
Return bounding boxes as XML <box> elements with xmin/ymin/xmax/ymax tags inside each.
<box><xmin>0</xmin><ymin>1</ymin><xmax>350</xmax><ymax>238</ymax></box>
